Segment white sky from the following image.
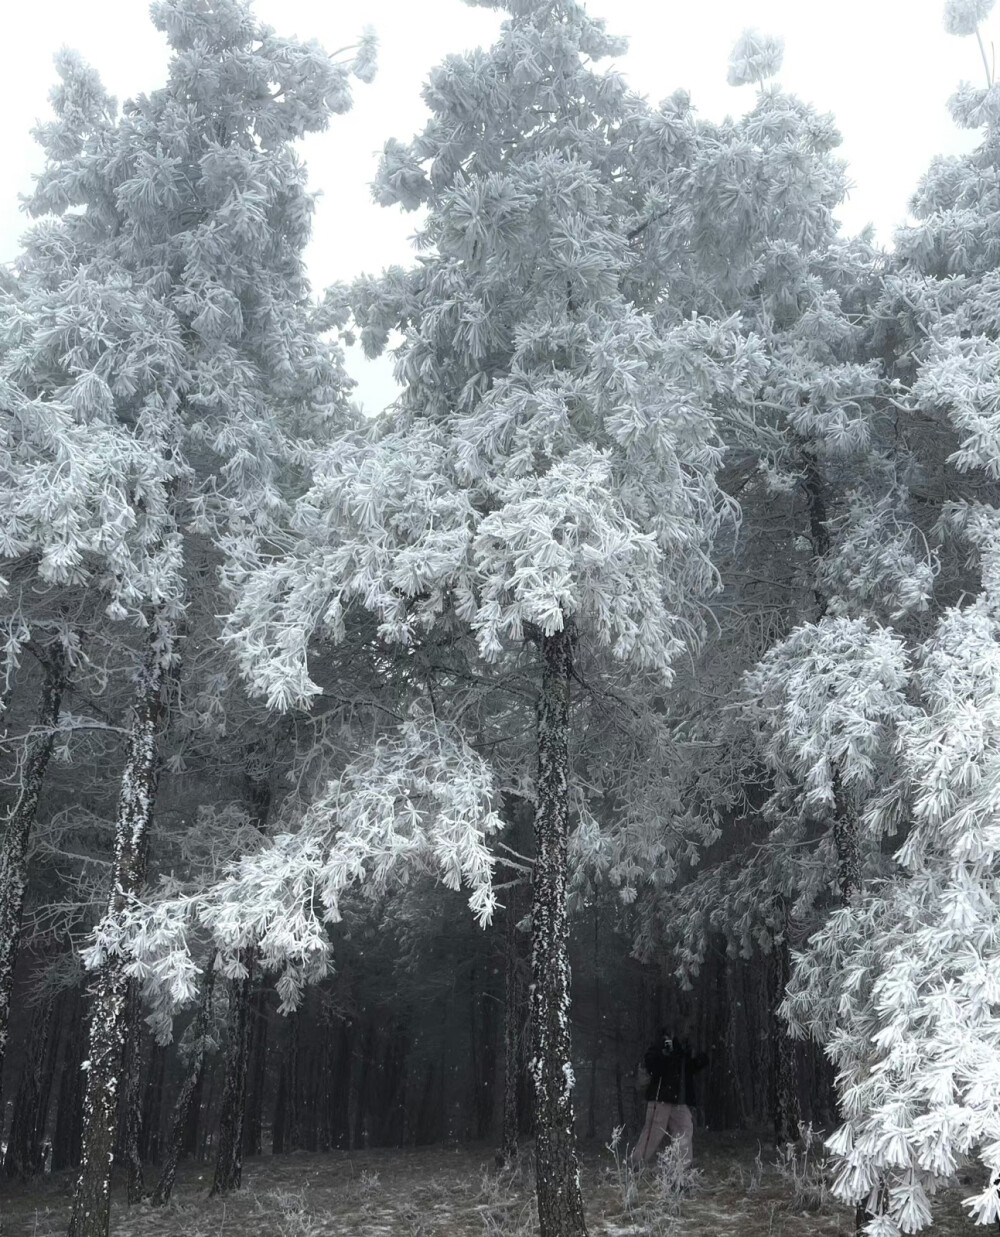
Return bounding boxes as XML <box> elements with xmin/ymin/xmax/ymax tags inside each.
<box><xmin>0</xmin><ymin>0</ymin><xmax>987</xmax><ymax>412</ymax></box>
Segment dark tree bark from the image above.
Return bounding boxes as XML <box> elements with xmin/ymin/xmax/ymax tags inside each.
<box><xmin>0</xmin><ymin>642</ymin><xmax>65</xmax><ymax>1098</ymax></box>
<box><xmin>469</xmin><ymin>965</ymin><xmax>495</xmax><ymax>1142</ymax></box>
<box><xmin>587</xmin><ymin>908</ymin><xmax>600</xmax><ymax>1141</ymax></box>
<box><xmin>318</xmin><ymin>1018</ymin><xmax>333</xmax><ymax>1152</ymax></box>
<box><xmin>4</xmin><ymin>995</ymin><xmax>54</xmax><ymax>1178</ymax></box>
<box><xmin>498</xmin><ymin>892</ymin><xmax>522</xmax><ymax>1167</ymax></box>
<box><xmin>139</xmin><ymin>1040</ymin><xmax>167</xmax><ymax>1165</ymax></box>
<box><xmin>35</xmin><ymin>990</ymin><xmax>64</xmax><ymax>1164</ymax></box>
<box><xmin>327</xmin><ymin>1020</ymin><xmax>352</xmax><ymax>1151</ymax></box>
<box><xmin>179</xmin><ymin>1049</ymin><xmax>206</xmax><ymax>1161</ymax></box>
<box><xmin>832</xmin><ymin>777</ymin><xmax>862</xmax><ymax>905</ymax></box>
<box><xmin>770</xmin><ymin>933</ymin><xmax>799</xmax><ymax>1144</ymax></box>
<box><xmin>68</xmin><ymin>634</ymin><xmax>169</xmax><ymax>1237</ymax></box>
<box><xmin>210</xmin><ymin>948</ymin><xmax>254</xmax><ymax>1196</ymax></box>
<box><xmin>531</xmin><ymin>628</ymin><xmax>587</xmax><ymax>1237</ymax></box>
<box><xmin>612</xmin><ymin>1017</ymin><xmax>625</xmax><ymax>1131</ymax></box>
<box><xmin>210</xmin><ymin>756</ymin><xmax>272</xmax><ymax>1190</ymax></box>
<box><xmin>373</xmin><ymin>1025</ymin><xmax>408</xmax><ymax>1146</ymax></box>
<box><xmin>52</xmin><ymin>989</ymin><xmax>85</xmax><ymax>1173</ymax></box>
<box><xmin>414</xmin><ymin>1060</ymin><xmax>440</xmax><ymax>1146</ymax></box>
<box><xmin>152</xmin><ymin>961</ymin><xmax>215</xmax><ymax>1207</ymax></box>
<box><xmin>303</xmin><ymin>1037</ymin><xmax>320</xmax><ymax>1151</ymax></box>
<box><xmin>272</xmin><ymin>1009</ymin><xmax>303</xmax><ymax>1154</ymax></box>
<box><xmin>351</xmin><ymin>1022</ymin><xmax>373</xmax><ymax>1151</ymax></box>
<box><xmin>121</xmin><ymin>980</ymin><xmax>146</xmax><ymax>1202</ymax></box>
<box><xmin>243</xmin><ymin>980</ymin><xmax>269</xmax><ymax>1158</ymax></box>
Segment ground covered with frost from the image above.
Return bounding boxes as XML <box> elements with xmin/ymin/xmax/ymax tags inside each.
<box><xmin>0</xmin><ymin>1132</ymin><xmax>983</xmax><ymax>1236</ymax></box>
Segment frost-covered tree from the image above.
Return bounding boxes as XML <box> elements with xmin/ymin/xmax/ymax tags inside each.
<box><xmin>604</xmin><ymin>27</ymin><xmax>946</xmax><ymax>1154</ymax></box>
<box><xmin>779</xmin><ymin>3</ymin><xmax>1000</xmax><ymax>1231</ymax></box>
<box><xmin>222</xmin><ymin>2</ymin><xmax>768</xmax><ymax>1231</ymax></box>
<box><xmin>0</xmin><ymin>1</ymin><xmax>373</xmax><ymax>1231</ymax></box>
<box><xmin>0</xmin><ymin>633</ymin><xmax>67</xmax><ymax>1095</ymax></box>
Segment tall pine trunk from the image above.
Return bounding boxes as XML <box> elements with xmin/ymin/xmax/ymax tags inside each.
<box><xmin>3</xmin><ymin>994</ymin><xmax>54</xmax><ymax>1178</ymax></box>
<box><xmin>0</xmin><ymin>642</ymin><xmax>66</xmax><ymax>1096</ymax></box>
<box><xmin>243</xmin><ymin>979</ymin><xmax>269</xmax><ymax>1158</ymax></box>
<box><xmin>52</xmin><ymin>989</ymin><xmax>85</xmax><ymax>1174</ymax></box>
<box><xmin>68</xmin><ymin>633</ymin><xmax>169</xmax><ymax>1237</ymax></box>
<box><xmin>210</xmin><ymin>947</ymin><xmax>254</xmax><ymax>1196</ymax></box>
<box><xmin>152</xmin><ymin>960</ymin><xmax>215</xmax><ymax>1207</ymax></box>
<box><xmin>121</xmin><ymin>980</ymin><xmax>146</xmax><ymax>1202</ymax></box>
<box><xmin>531</xmin><ymin>629</ymin><xmax>587</xmax><ymax>1237</ymax></box>
<box><xmin>139</xmin><ymin>1040</ymin><xmax>168</xmax><ymax>1165</ymax></box>
<box><xmin>770</xmin><ymin>932</ymin><xmax>799</xmax><ymax>1144</ymax></box>
<box><xmin>211</xmin><ymin>758</ymin><xmax>272</xmax><ymax>1192</ymax></box>
<box><xmin>499</xmin><ymin>891</ymin><xmax>522</xmax><ymax>1167</ymax></box>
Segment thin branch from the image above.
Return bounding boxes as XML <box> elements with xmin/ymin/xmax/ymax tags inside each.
<box><xmin>976</xmin><ymin>28</ymin><xmax>994</xmax><ymax>86</ymax></box>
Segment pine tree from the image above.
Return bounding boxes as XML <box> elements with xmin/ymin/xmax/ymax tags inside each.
<box><xmin>0</xmin><ymin>2</ymin><xmax>373</xmax><ymax>1232</ymax></box>
<box><xmin>781</xmin><ymin>3</ymin><xmax>1000</xmax><ymax>1232</ymax></box>
<box><xmin>221</xmin><ymin>3</ymin><xmax>767</xmax><ymax>1230</ymax></box>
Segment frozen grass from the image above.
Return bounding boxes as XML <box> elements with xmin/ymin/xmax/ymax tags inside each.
<box><xmin>0</xmin><ymin>1132</ymin><xmax>984</xmax><ymax>1236</ymax></box>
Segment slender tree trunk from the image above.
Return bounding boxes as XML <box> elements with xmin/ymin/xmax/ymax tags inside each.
<box><xmin>0</xmin><ymin>643</ymin><xmax>65</xmax><ymax>1098</ymax></box>
<box><xmin>612</xmin><ymin>1017</ymin><xmax>624</xmax><ymax>1131</ymax></box>
<box><xmin>152</xmin><ymin>961</ymin><xmax>215</xmax><ymax>1207</ymax></box>
<box><xmin>351</xmin><ymin>1021</ymin><xmax>372</xmax><ymax>1151</ymax></box>
<box><xmin>243</xmin><ymin>981</ymin><xmax>268</xmax><ymax>1159</ymax></box>
<box><xmin>52</xmin><ymin>989</ymin><xmax>84</xmax><ymax>1173</ymax></box>
<box><xmin>179</xmin><ymin>1051</ymin><xmax>206</xmax><ymax>1161</ymax></box>
<box><xmin>328</xmin><ymin>1019</ymin><xmax>352</xmax><ymax>1150</ymax></box>
<box><xmin>587</xmin><ymin>908</ymin><xmax>600</xmax><ymax>1141</ymax></box>
<box><xmin>35</xmin><ymin>990</ymin><xmax>64</xmax><ymax>1167</ymax></box>
<box><xmin>210</xmin><ymin>948</ymin><xmax>254</xmax><ymax>1196</ymax></box>
<box><xmin>68</xmin><ymin>632</ymin><xmax>170</xmax><ymax>1237</ymax></box>
<box><xmin>770</xmin><ymin>935</ymin><xmax>799</xmax><ymax>1144</ymax></box>
<box><xmin>121</xmin><ymin>980</ymin><xmax>146</xmax><ymax>1203</ymax></box>
<box><xmin>210</xmin><ymin>759</ymin><xmax>272</xmax><ymax>1189</ymax></box>
<box><xmin>499</xmin><ymin>892</ymin><xmax>521</xmax><ymax>1167</ymax></box>
<box><xmin>4</xmin><ymin>995</ymin><xmax>53</xmax><ymax>1178</ymax></box>
<box><xmin>139</xmin><ymin>1041</ymin><xmax>167</xmax><ymax>1165</ymax></box>
<box><xmin>531</xmin><ymin>628</ymin><xmax>587</xmax><ymax>1237</ymax></box>
<box><xmin>284</xmin><ymin>1010</ymin><xmax>301</xmax><ymax>1150</ymax></box>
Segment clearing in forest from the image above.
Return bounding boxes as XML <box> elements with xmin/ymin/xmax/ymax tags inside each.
<box><xmin>0</xmin><ymin>1132</ymin><xmax>983</xmax><ymax>1236</ymax></box>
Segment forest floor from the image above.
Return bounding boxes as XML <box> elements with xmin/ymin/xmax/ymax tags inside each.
<box><xmin>0</xmin><ymin>1131</ymin><xmax>984</xmax><ymax>1236</ymax></box>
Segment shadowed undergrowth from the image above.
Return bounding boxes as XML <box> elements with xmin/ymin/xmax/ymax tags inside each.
<box><xmin>0</xmin><ymin>1132</ymin><xmax>983</xmax><ymax>1236</ymax></box>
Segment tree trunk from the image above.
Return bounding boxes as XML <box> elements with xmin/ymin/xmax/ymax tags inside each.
<box><xmin>499</xmin><ymin>893</ymin><xmax>521</xmax><ymax>1167</ymax></box>
<box><xmin>35</xmin><ymin>991</ymin><xmax>64</xmax><ymax>1163</ymax></box>
<box><xmin>587</xmin><ymin>908</ymin><xmax>600</xmax><ymax>1141</ymax></box>
<box><xmin>4</xmin><ymin>995</ymin><xmax>54</xmax><ymax>1178</ymax></box>
<box><xmin>243</xmin><ymin>980</ymin><xmax>268</xmax><ymax>1159</ymax></box>
<box><xmin>68</xmin><ymin>632</ymin><xmax>169</xmax><ymax>1237</ymax></box>
<box><xmin>210</xmin><ymin>948</ymin><xmax>254</xmax><ymax>1196</ymax></box>
<box><xmin>179</xmin><ymin>1050</ymin><xmax>206</xmax><ymax>1161</ymax></box>
<box><xmin>139</xmin><ymin>1040</ymin><xmax>167</xmax><ymax>1165</ymax></box>
<box><xmin>612</xmin><ymin>1017</ymin><xmax>625</xmax><ymax>1131</ymax></box>
<box><xmin>211</xmin><ymin>755</ymin><xmax>272</xmax><ymax>1187</ymax></box>
<box><xmin>770</xmin><ymin>936</ymin><xmax>799</xmax><ymax>1144</ymax></box>
<box><xmin>351</xmin><ymin>1021</ymin><xmax>372</xmax><ymax>1151</ymax></box>
<box><xmin>0</xmin><ymin>643</ymin><xmax>65</xmax><ymax>1098</ymax></box>
<box><xmin>327</xmin><ymin>1020</ymin><xmax>352</xmax><ymax>1150</ymax></box>
<box><xmin>121</xmin><ymin>979</ymin><xmax>146</xmax><ymax>1203</ymax></box>
<box><xmin>832</xmin><ymin>782</ymin><xmax>862</xmax><ymax>905</ymax></box>
<box><xmin>52</xmin><ymin>989</ymin><xmax>85</xmax><ymax>1174</ymax></box>
<box><xmin>152</xmin><ymin>961</ymin><xmax>215</xmax><ymax>1207</ymax></box>
<box><xmin>531</xmin><ymin>628</ymin><xmax>587</xmax><ymax>1237</ymax></box>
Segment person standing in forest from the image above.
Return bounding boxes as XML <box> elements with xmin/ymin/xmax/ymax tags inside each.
<box><xmin>631</xmin><ymin>1029</ymin><xmax>707</xmax><ymax>1169</ymax></box>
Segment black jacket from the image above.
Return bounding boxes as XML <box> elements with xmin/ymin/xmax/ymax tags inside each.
<box><xmin>644</xmin><ymin>1039</ymin><xmax>706</xmax><ymax>1105</ymax></box>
